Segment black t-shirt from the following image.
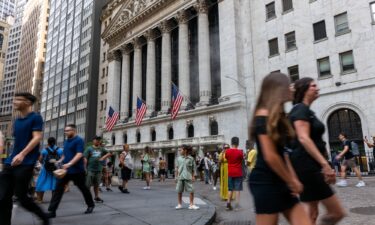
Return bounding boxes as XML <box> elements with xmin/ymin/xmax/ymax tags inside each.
<box><xmin>249</xmin><ymin>116</ymin><xmax>285</xmax><ymax>184</ymax></box>
<box><xmin>289</xmin><ymin>104</ymin><xmax>327</xmax><ymax>173</ymax></box>
<box><xmin>342</xmin><ymin>140</ymin><xmax>354</xmax><ymax>159</ymax></box>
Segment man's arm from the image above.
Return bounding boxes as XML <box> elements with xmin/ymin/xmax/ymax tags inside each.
<box><xmin>12</xmin><ymin>131</ymin><xmax>42</xmax><ymax>166</ymax></box>
<box><xmin>336</xmin><ymin>145</ymin><xmax>349</xmax><ymax>159</ymax></box>
<box><xmin>99</xmin><ymin>152</ymin><xmax>112</xmax><ymax>161</ymax></box>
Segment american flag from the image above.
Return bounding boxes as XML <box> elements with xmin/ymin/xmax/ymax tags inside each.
<box><xmin>135</xmin><ymin>97</ymin><xmax>147</xmax><ymax>126</ymax></box>
<box><xmin>171</xmin><ymin>83</ymin><xmax>183</xmax><ymax>119</ymax></box>
<box><xmin>106</xmin><ymin>106</ymin><xmax>119</xmax><ymax>131</ymax></box>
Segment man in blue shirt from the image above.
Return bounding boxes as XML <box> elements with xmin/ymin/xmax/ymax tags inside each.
<box><xmin>47</xmin><ymin>124</ymin><xmax>95</xmax><ymax>218</ymax></box>
<box><xmin>0</xmin><ymin>92</ymin><xmax>49</xmax><ymax>225</ymax></box>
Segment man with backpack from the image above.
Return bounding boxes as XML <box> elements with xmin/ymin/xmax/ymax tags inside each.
<box><xmin>335</xmin><ymin>132</ymin><xmax>365</xmax><ymax>187</ymax></box>
<box><xmin>84</xmin><ymin>136</ymin><xmax>111</xmax><ymax>202</ymax></box>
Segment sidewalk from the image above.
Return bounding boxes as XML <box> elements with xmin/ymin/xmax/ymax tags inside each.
<box><xmin>12</xmin><ymin>179</ymin><xmax>215</xmax><ymax>225</ymax></box>
<box><xmin>194</xmin><ymin>177</ymin><xmax>375</xmax><ymax>225</ymax></box>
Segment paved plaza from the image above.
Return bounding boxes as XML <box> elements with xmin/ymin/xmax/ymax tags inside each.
<box><xmin>12</xmin><ymin>176</ymin><xmax>375</xmax><ymax>225</ymax></box>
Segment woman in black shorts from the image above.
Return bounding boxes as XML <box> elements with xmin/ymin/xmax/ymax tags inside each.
<box><xmin>249</xmin><ymin>73</ymin><xmax>311</xmax><ymax>225</ymax></box>
<box><xmin>289</xmin><ymin>77</ymin><xmax>345</xmax><ymax>224</ymax></box>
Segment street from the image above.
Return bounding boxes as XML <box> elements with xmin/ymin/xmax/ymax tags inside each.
<box><xmin>12</xmin><ymin>176</ymin><xmax>375</xmax><ymax>225</ymax></box>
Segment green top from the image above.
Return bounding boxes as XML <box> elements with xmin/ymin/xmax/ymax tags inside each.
<box><xmin>84</xmin><ymin>146</ymin><xmax>108</xmax><ymax>172</ymax></box>
<box><xmin>176</xmin><ymin>155</ymin><xmax>196</xmax><ymax>180</ymax></box>
<box><xmin>142</xmin><ymin>153</ymin><xmax>150</xmax><ymax>172</ymax></box>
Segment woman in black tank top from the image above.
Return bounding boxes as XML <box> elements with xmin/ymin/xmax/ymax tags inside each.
<box><xmin>290</xmin><ymin>77</ymin><xmax>345</xmax><ymax>225</ymax></box>
<box><xmin>248</xmin><ymin>73</ymin><xmax>312</xmax><ymax>225</ymax></box>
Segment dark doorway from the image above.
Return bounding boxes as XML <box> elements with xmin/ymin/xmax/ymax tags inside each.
<box><xmin>167</xmin><ymin>152</ymin><xmax>175</xmax><ymax>178</ymax></box>
<box><xmin>210</xmin><ymin>121</ymin><xmax>218</xmax><ymax>135</ymax></box>
<box><xmin>187</xmin><ymin>124</ymin><xmax>194</xmax><ymax>138</ymax></box>
<box><xmin>327</xmin><ymin>108</ymin><xmax>367</xmax><ymax>172</ymax></box>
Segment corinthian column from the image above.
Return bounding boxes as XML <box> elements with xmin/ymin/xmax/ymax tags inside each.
<box><xmin>132</xmin><ymin>38</ymin><xmax>143</xmax><ymax>117</ymax></box>
<box><xmin>160</xmin><ymin>21</ymin><xmax>173</xmax><ymax>113</ymax></box>
<box><xmin>145</xmin><ymin>30</ymin><xmax>158</xmax><ymax>115</ymax></box>
<box><xmin>107</xmin><ymin>50</ymin><xmax>122</xmax><ymax>112</ymax></box>
<box><xmin>196</xmin><ymin>0</ymin><xmax>212</xmax><ymax>106</ymax></box>
<box><xmin>177</xmin><ymin>10</ymin><xmax>190</xmax><ymax>108</ymax></box>
<box><xmin>120</xmin><ymin>45</ymin><xmax>132</xmax><ymax>119</ymax></box>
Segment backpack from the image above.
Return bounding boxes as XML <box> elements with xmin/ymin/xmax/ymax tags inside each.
<box><xmin>44</xmin><ymin>147</ymin><xmax>60</xmax><ymax>172</ymax></box>
<box><xmin>350</xmin><ymin>141</ymin><xmax>360</xmax><ymax>156</ymax></box>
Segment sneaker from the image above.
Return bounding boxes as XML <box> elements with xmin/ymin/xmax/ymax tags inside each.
<box><xmin>46</xmin><ymin>211</ymin><xmax>56</xmax><ymax>218</ymax></box>
<box><xmin>122</xmin><ymin>189</ymin><xmax>130</xmax><ymax>194</ymax></box>
<box><xmin>143</xmin><ymin>186</ymin><xmax>148</xmax><ymax>190</ymax></box>
<box><xmin>355</xmin><ymin>181</ymin><xmax>366</xmax><ymax>187</ymax></box>
<box><xmin>175</xmin><ymin>204</ymin><xmax>183</xmax><ymax>210</ymax></box>
<box><xmin>336</xmin><ymin>179</ymin><xmax>348</xmax><ymax>187</ymax></box>
<box><xmin>188</xmin><ymin>204</ymin><xmax>200</xmax><ymax>210</ymax></box>
<box><xmin>94</xmin><ymin>197</ymin><xmax>104</xmax><ymax>203</ymax></box>
<box><xmin>226</xmin><ymin>203</ymin><xmax>233</xmax><ymax>211</ymax></box>
<box><xmin>213</xmin><ymin>186</ymin><xmax>217</xmax><ymax>191</ymax></box>
<box><xmin>84</xmin><ymin>206</ymin><xmax>95</xmax><ymax>214</ymax></box>
<box><xmin>118</xmin><ymin>186</ymin><xmax>124</xmax><ymax>192</ymax></box>
<box><xmin>106</xmin><ymin>188</ymin><xmax>113</xmax><ymax>192</ymax></box>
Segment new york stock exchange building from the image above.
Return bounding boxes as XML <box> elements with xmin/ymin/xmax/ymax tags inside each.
<box><xmin>98</xmin><ymin>0</ymin><xmax>375</xmax><ymax>176</ymax></box>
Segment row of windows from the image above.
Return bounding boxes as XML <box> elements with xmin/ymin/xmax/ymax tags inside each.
<box><xmin>274</xmin><ymin>50</ymin><xmax>355</xmax><ymax>82</ymax></box>
<box><xmin>266</xmin><ymin>1</ymin><xmax>375</xmax><ymax>23</ymax></box>
<box><xmin>268</xmin><ymin>12</ymin><xmax>351</xmax><ymax>57</ymax></box>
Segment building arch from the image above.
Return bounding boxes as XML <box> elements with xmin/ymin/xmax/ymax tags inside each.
<box><xmin>187</xmin><ymin>124</ymin><xmax>194</xmax><ymax>138</ymax></box>
<box><xmin>168</xmin><ymin>127</ymin><xmax>174</xmax><ymax>140</ymax></box>
<box><xmin>210</xmin><ymin>120</ymin><xmax>218</xmax><ymax>135</ymax></box>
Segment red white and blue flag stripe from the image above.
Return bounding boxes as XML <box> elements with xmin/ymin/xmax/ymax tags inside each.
<box><xmin>171</xmin><ymin>83</ymin><xmax>183</xmax><ymax>119</ymax></box>
<box><xmin>106</xmin><ymin>106</ymin><xmax>119</xmax><ymax>131</ymax></box>
<box><xmin>136</xmin><ymin>97</ymin><xmax>147</xmax><ymax>126</ymax></box>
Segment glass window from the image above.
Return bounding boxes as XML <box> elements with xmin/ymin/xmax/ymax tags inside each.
<box><xmin>268</xmin><ymin>38</ymin><xmax>279</xmax><ymax>56</ymax></box>
<box><xmin>340</xmin><ymin>51</ymin><xmax>355</xmax><ymax>72</ymax></box>
<box><xmin>371</xmin><ymin>2</ymin><xmax>375</xmax><ymax>22</ymax></box>
<box><xmin>266</xmin><ymin>2</ymin><xmax>276</xmax><ymax>20</ymax></box>
<box><xmin>285</xmin><ymin>31</ymin><xmax>296</xmax><ymax>50</ymax></box>
<box><xmin>288</xmin><ymin>65</ymin><xmax>299</xmax><ymax>82</ymax></box>
<box><xmin>282</xmin><ymin>0</ymin><xmax>293</xmax><ymax>12</ymax></box>
<box><xmin>313</xmin><ymin>20</ymin><xmax>327</xmax><ymax>41</ymax></box>
<box><xmin>334</xmin><ymin>12</ymin><xmax>349</xmax><ymax>34</ymax></box>
<box><xmin>317</xmin><ymin>57</ymin><xmax>331</xmax><ymax>76</ymax></box>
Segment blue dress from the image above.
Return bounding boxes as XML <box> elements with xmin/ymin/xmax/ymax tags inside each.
<box><xmin>36</xmin><ymin>147</ymin><xmax>63</xmax><ymax>192</ymax></box>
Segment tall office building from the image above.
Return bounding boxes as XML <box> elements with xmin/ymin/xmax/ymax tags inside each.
<box><xmin>0</xmin><ymin>0</ymin><xmax>28</xmax><ymax>137</ymax></box>
<box><xmin>0</xmin><ymin>17</ymin><xmax>13</xmax><ymax>97</ymax></box>
<box><xmin>41</xmin><ymin>0</ymin><xmax>107</xmax><ymax>145</ymax></box>
<box><xmin>0</xmin><ymin>0</ymin><xmax>16</xmax><ymax>20</ymax></box>
<box><xmin>13</xmin><ymin>0</ymin><xmax>49</xmax><ymax>114</ymax></box>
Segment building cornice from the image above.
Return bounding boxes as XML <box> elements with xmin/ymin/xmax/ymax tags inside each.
<box><xmin>106</xmin><ymin>100</ymin><xmax>243</xmax><ymax>132</ymax></box>
<box><xmin>102</xmin><ymin>0</ymin><xmax>179</xmax><ymax>49</ymax></box>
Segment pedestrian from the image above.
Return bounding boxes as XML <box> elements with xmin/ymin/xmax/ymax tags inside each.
<box><xmin>203</xmin><ymin>153</ymin><xmax>212</xmax><ymax>184</ymax></box>
<box><xmin>47</xmin><ymin>124</ymin><xmax>95</xmax><ymax>218</ymax></box>
<box><xmin>118</xmin><ymin>144</ymin><xmax>133</xmax><ymax>193</ymax></box>
<box><xmin>0</xmin><ymin>92</ymin><xmax>50</xmax><ymax>225</ymax></box>
<box><xmin>105</xmin><ymin>161</ymin><xmax>114</xmax><ymax>191</ymax></box>
<box><xmin>84</xmin><ymin>136</ymin><xmax>112</xmax><ymax>203</ymax></box>
<box><xmin>141</xmin><ymin>146</ymin><xmax>152</xmax><ymax>190</ymax></box>
<box><xmin>35</xmin><ymin>137</ymin><xmax>63</xmax><ymax>203</ymax></box>
<box><xmin>224</xmin><ymin>137</ymin><xmax>244</xmax><ymax>211</ymax></box>
<box><xmin>249</xmin><ymin>73</ymin><xmax>312</xmax><ymax>225</ymax></box>
<box><xmin>159</xmin><ymin>157</ymin><xmax>167</xmax><ymax>182</ymax></box>
<box><xmin>336</xmin><ymin>132</ymin><xmax>365</xmax><ymax>187</ymax></box>
<box><xmin>290</xmin><ymin>77</ymin><xmax>345</xmax><ymax>224</ymax></box>
<box><xmin>211</xmin><ymin>152</ymin><xmax>220</xmax><ymax>190</ymax></box>
<box><xmin>364</xmin><ymin>135</ymin><xmax>375</xmax><ymax>168</ymax></box>
<box><xmin>175</xmin><ymin>145</ymin><xmax>199</xmax><ymax>210</ymax></box>
<box><xmin>219</xmin><ymin>144</ymin><xmax>230</xmax><ymax>200</ymax></box>
<box><xmin>246</xmin><ymin>143</ymin><xmax>257</xmax><ymax>175</ymax></box>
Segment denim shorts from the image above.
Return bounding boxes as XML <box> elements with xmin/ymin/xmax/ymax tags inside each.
<box><xmin>228</xmin><ymin>176</ymin><xmax>243</xmax><ymax>191</ymax></box>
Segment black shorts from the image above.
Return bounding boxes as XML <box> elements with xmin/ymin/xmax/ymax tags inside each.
<box><xmin>159</xmin><ymin>169</ymin><xmax>166</xmax><ymax>175</ymax></box>
<box><xmin>121</xmin><ymin>167</ymin><xmax>132</xmax><ymax>181</ymax></box>
<box><xmin>249</xmin><ymin>182</ymin><xmax>299</xmax><ymax>214</ymax></box>
<box><xmin>297</xmin><ymin>171</ymin><xmax>334</xmax><ymax>202</ymax></box>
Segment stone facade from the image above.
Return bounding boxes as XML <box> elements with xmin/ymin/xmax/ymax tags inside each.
<box><xmin>100</xmin><ymin>0</ymin><xmax>375</xmax><ymax>173</ymax></box>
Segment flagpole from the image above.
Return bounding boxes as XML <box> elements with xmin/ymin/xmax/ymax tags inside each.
<box><xmin>171</xmin><ymin>81</ymin><xmax>195</xmax><ymax>108</ymax></box>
